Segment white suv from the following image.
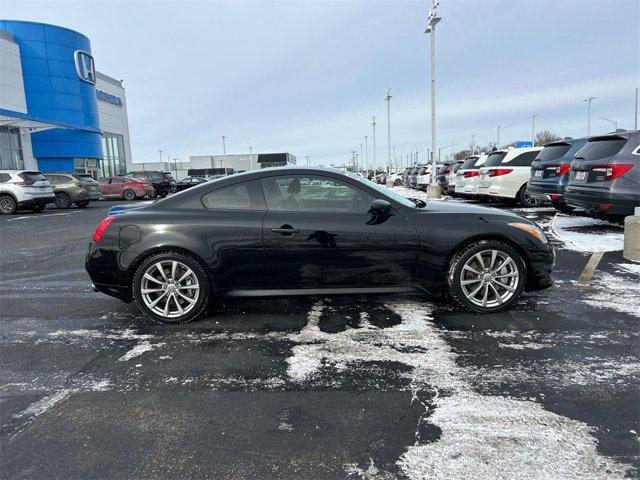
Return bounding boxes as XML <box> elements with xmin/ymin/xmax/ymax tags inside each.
<box><xmin>454</xmin><ymin>154</ymin><xmax>487</xmax><ymax>197</ymax></box>
<box><xmin>0</xmin><ymin>170</ymin><xmax>55</xmax><ymax>215</ymax></box>
<box><xmin>477</xmin><ymin>147</ymin><xmax>544</xmax><ymax>206</ymax></box>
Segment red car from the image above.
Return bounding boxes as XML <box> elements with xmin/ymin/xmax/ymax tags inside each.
<box><xmin>99</xmin><ymin>177</ymin><xmax>155</xmax><ymax>200</ymax></box>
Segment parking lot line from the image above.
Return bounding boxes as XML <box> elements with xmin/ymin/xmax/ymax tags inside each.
<box><xmin>578</xmin><ymin>251</ymin><xmax>605</xmax><ymax>283</ymax></box>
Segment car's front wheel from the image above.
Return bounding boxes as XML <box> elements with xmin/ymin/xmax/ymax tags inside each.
<box><xmin>123</xmin><ymin>189</ymin><xmax>136</xmax><ymax>201</ymax></box>
<box><xmin>132</xmin><ymin>252</ymin><xmax>210</xmax><ymax>324</ymax></box>
<box><xmin>447</xmin><ymin>240</ymin><xmax>526</xmax><ymax>313</ymax></box>
<box><xmin>0</xmin><ymin>195</ymin><xmax>17</xmax><ymax>215</ymax></box>
<box><xmin>31</xmin><ymin>204</ymin><xmax>46</xmax><ymax>213</ymax></box>
<box><xmin>54</xmin><ymin>192</ymin><xmax>71</xmax><ymax>209</ymax></box>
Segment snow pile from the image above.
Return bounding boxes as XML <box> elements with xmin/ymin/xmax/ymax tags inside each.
<box><xmin>551</xmin><ymin>214</ymin><xmax>623</xmax><ymax>252</ymax></box>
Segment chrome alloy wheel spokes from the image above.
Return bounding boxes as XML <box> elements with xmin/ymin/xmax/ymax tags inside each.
<box><xmin>140</xmin><ymin>260</ymin><xmax>200</xmax><ymax>318</ymax></box>
<box><xmin>460</xmin><ymin>249</ymin><xmax>520</xmax><ymax>308</ymax></box>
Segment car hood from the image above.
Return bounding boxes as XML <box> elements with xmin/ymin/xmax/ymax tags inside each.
<box><xmin>417</xmin><ymin>199</ymin><xmax>522</xmax><ymax>219</ymax></box>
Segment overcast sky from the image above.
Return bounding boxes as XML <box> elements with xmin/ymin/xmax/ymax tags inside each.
<box><xmin>3</xmin><ymin>0</ymin><xmax>639</xmax><ymax>167</ymax></box>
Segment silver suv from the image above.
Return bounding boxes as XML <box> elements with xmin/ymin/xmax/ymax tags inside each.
<box><xmin>0</xmin><ymin>170</ymin><xmax>55</xmax><ymax>215</ymax></box>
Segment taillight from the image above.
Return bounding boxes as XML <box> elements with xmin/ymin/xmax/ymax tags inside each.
<box><xmin>92</xmin><ymin>216</ymin><xmax>115</xmax><ymax>243</ymax></box>
<box><xmin>488</xmin><ymin>168</ymin><xmax>513</xmax><ymax>177</ymax></box>
<box><xmin>591</xmin><ymin>164</ymin><xmax>633</xmax><ymax>180</ymax></box>
<box><xmin>464</xmin><ymin>171</ymin><xmax>480</xmax><ymax>178</ymax></box>
<box><xmin>546</xmin><ymin>164</ymin><xmax>570</xmax><ymax>176</ymax></box>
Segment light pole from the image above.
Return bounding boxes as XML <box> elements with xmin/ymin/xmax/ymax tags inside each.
<box><xmin>385</xmin><ymin>87</ymin><xmax>392</xmax><ymax>174</ymax></box>
<box><xmin>364</xmin><ymin>135</ymin><xmax>369</xmax><ymax>177</ymax></box>
<box><xmin>496</xmin><ymin>123</ymin><xmax>513</xmax><ymax>149</ymax></box>
<box><xmin>584</xmin><ymin>97</ymin><xmax>596</xmax><ymax>136</ymax></box>
<box><xmin>425</xmin><ymin>0</ymin><xmax>441</xmax><ymax>198</ymax></box>
<box><xmin>372</xmin><ymin>116</ymin><xmax>377</xmax><ymax>174</ymax></box>
<box><xmin>360</xmin><ymin>143</ymin><xmax>363</xmax><ymax>172</ymax></box>
<box><xmin>601</xmin><ymin>117</ymin><xmax>617</xmax><ymax>132</ymax></box>
<box><xmin>221</xmin><ymin>136</ymin><xmax>227</xmax><ymax>174</ymax></box>
<box><xmin>471</xmin><ymin>134</ymin><xmax>475</xmax><ymax>154</ymax></box>
<box><xmin>306</xmin><ymin>155</ymin><xmax>310</xmax><ymax>166</ymax></box>
<box><xmin>249</xmin><ymin>146</ymin><xmax>253</xmax><ymax>170</ymax></box>
<box><xmin>635</xmin><ymin>88</ymin><xmax>638</xmax><ymax>130</ymax></box>
<box><xmin>158</xmin><ymin>150</ymin><xmax>163</xmax><ymax>171</ymax></box>
<box><xmin>530</xmin><ymin>113</ymin><xmax>537</xmax><ymax>145</ymax></box>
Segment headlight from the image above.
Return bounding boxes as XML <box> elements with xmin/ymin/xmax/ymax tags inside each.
<box><xmin>508</xmin><ymin>222</ymin><xmax>548</xmax><ymax>243</ymax></box>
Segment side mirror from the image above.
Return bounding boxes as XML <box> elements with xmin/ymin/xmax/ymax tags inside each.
<box><xmin>369</xmin><ymin>199</ymin><xmax>391</xmax><ymax>216</ymax></box>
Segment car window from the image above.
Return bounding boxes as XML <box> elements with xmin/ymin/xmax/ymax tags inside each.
<box><xmin>202</xmin><ymin>183</ymin><xmax>251</xmax><ymax>209</ymax></box>
<box><xmin>483</xmin><ymin>152</ymin><xmax>507</xmax><ymax>167</ymax></box>
<box><xmin>536</xmin><ymin>143</ymin><xmax>572</xmax><ymax>162</ymax></box>
<box><xmin>261</xmin><ymin>175</ymin><xmax>374</xmax><ymax>213</ymax></box>
<box><xmin>0</xmin><ymin>173</ymin><xmax>10</xmax><ymax>182</ymax></box>
<box><xmin>459</xmin><ymin>157</ymin><xmax>479</xmax><ymax>169</ymax></box>
<box><xmin>111</xmin><ymin>178</ymin><xmax>124</xmax><ymax>184</ymax></box>
<box><xmin>576</xmin><ymin>138</ymin><xmax>628</xmax><ymax>161</ymax></box>
<box><xmin>99</xmin><ymin>178</ymin><xmax>109</xmax><ymax>184</ymax></box>
<box><xmin>509</xmin><ymin>151</ymin><xmax>540</xmax><ymax>166</ymax></box>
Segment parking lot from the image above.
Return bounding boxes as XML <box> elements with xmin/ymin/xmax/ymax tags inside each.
<box><xmin>1</xmin><ymin>197</ymin><xmax>638</xmax><ymax>479</ymax></box>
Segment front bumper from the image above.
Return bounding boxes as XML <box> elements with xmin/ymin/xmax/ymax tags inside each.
<box><xmin>565</xmin><ymin>186</ymin><xmax>639</xmax><ymax>216</ymax></box>
<box><xmin>525</xmin><ymin>243</ymin><xmax>555</xmax><ymax>292</ymax></box>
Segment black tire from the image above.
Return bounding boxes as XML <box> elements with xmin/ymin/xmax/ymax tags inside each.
<box><xmin>394</xmin><ymin>179</ymin><xmax>402</xmax><ymax>186</ymax></box>
<box><xmin>123</xmin><ymin>189</ymin><xmax>136</xmax><ymax>201</ymax></box>
<box><xmin>159</xmin><ymin>191</ymin><xmax>168</xmax><ymax>198</ymax></box>
<box><xmin>132</xmin><ymin>251</ymin><xmax>210</xmax><ymax>324</ymax></box>
<box><xmin>75</xmin><ymin>200</ymin><xmax>90</xmax><ymax>208</ymax></box>
<box><xmin>150</xmin><ymin>186</ymin><xmax>159</xmax><ymax>198</ymax></box>
<box><xmin>553</xmin><ymin>201</ymin><xmax>574</xmax><ymax>214</ymax></box>
<box><xmin>54</xmin><ymin>192</ymin><xmax>72</xmax><ymax>209</ymax></box>
<box><xmin>517</xmin><ymin>184</ymin><xmax>545</xmax><ymax>208</ymax></box>
<box><xmin>0</xmin><ymin>195</ymin><xmax>17</xmax><ymax>215</ymax></box>
<box><xmin>31</xmin><ymin>204</ymin><xmax>46</xmax><ymax>213</ymax></box>
<box><xmin>447</xmin><ymin>240</ymin><xmax>527</xmax><ymax>314</ymax></box>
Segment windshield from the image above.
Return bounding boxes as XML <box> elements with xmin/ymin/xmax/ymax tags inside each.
<box><xmin>483</xmin><ymin>152</ymin><xmax>507</xmax><ymax>167</ymax></box>
<box><xmin>347</xmin><ymin>173</ymin><xmax>415</xmax><ymax>208</ymax></box>
<box><xmin>459</xmin><ymin>156</ymin><xmax>479</xmax><ymax>169</ymax></box>
<box><xmin>536</xmin><ymin>143</ymin><xmax>572</xmax><ymax>162</ymax></box>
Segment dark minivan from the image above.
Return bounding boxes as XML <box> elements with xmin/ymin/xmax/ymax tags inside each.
<box><xmin>528</xmin><ymin>137</ymin><xmax>588</xmax><ymax>213</ymax></box>
<box><xmin>565</xmin><ymin>131</ymin><xmax>640</xmax><ymax>219</ymax></box>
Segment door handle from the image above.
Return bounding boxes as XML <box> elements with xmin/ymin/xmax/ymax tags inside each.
<box><xmin>271</xmin><ymin>226</ymin><xmax>300</xmax><ymax>235</ymax></box>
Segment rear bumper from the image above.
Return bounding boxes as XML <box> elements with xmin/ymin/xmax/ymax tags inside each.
<box><xmin>527</xmin><ymin>180</ymin><xmax>565</xmax><ymax>197</ymax></box>
<box><xmin>87</xmin><ymin>190</ymin><xmax>102</xmax><ymax>200</ymax></box>
<box><xmin>565</xmin><ymin>186</ymin><xmax>639</xmax><ymax>216</ymax></box>
<box><xmin>17</xmin><ymin>195</ymin><xmax>55</xmax><ymax>207</ymax></box>
<box><xmin>477</xmin><ymin>182</ymin><xmax>515</xmax><ymax>199</ymax></box>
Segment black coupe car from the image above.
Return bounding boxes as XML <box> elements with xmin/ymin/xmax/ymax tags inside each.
<box><xmin>86</xmin><ymin>167</ymin><xmax>554</xmax><ymax>323</ymax></box>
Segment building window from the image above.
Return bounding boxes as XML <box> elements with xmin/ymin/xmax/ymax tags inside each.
<box><xmin>0</xmin><ymin>126</ymin><xmax>24</xmax><ymax>170</ymax></box>
<box><xmin>101</xmin><ymin>132</ymin><xmax>126</xmax><ymax>178</ymax></box>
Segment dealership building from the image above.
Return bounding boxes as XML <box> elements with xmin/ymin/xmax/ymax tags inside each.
<box><xmin>0</xmin><ymin>20</ymin><xmax>132</xmax><ymax>178</ymax></box>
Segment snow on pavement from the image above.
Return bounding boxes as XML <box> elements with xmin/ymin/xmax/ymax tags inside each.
<box><xmin>550</xmin><ymin>214</ymin><xmax>623</xmax><ymax>252</ymax></box>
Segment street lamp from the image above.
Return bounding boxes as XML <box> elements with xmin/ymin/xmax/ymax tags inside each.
<box><xmin>364</xmin><ymin>135</ymin><xmax>369</xmax><ymax>177</ymax></box>
<box><xmin>584</xmin><ymin>97</ymin><xmax>596</xmax><ymax>136</ymax></box>
<box><xmin>530</xmin><ymin>113</ymin><xmax>537</xmax><ymax>146</ymax></box>
<box><xmin>438</xmin><ymin>142</ymin><xmax>454</xmax><ymax>162</ymax></box>
<box><xmin>158</xmin><ymin>150</ymin><xmax>163</xmax><ymax>171</ymax></box>
<box><xmin>221</xmin><ymin>136</ymin><xmax>227</xmax><ymax>175</ymax></box>
<box><xmin>601</xmin><ymin>117</ymin><xmax>617</xmax><ymax>132</ymax></box>
<box><xmin>496</xmin><ymin>123</ymin><xmax>513</xmax><ymax>149</ymax></box>
<box><xmin>385</xmin><ymin>86</ymin><xmax>392</xmax><ymax>174</ymax></box>
<box><xmin>425</xmin><ymin>0</ymin><xmax>441</xmax><ymax>198</ymax></box>
<box><xmin>372</xmin><ymin>116</ymin><xmax>377</xmax><ymax>174</ymax></box>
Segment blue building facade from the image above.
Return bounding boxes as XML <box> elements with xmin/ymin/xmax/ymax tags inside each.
<box><xmin>0</xmin><ymin>20</ymin><xmax>102</xmax><ymax>173</ymax></box>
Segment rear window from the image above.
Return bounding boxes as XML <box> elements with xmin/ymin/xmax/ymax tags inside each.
<box><xmin>162</xmin><ymin>173</ymin><xmax>175</xmax><ymax>180</ymax></box>
<box><xmin>483</xmin><ymin>152</ymin><xmax>507</xmax><ymax>167</ymax></box>
<box><xmin>576</xmin><ymin>138</ymin><xmax>628</xmax><ymax>161</ymax></box>
<box><xmin>508</xmin><ymin>150</ymin><xmax>541</xmax><ymax>167</ymax></box>
<box><xmin>19</xmin><ymin>172</ymin><xmax>47</xmax><ymax>183</ymax></box>
<box><xmin>459</xmin><ymin>157</ymin><xmax>479</xmax><ymax>169</ymax></box>
<box><xmin>536</xmin><ymin>143</ymin><xmax>572</xmax><ymax>162</ymax></box>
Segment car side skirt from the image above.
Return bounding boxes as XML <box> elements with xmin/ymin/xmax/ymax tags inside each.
<box><xmin>225</xmin><ymin>286</ymin><xmax>419</xmax><ymax>297</ymax></box>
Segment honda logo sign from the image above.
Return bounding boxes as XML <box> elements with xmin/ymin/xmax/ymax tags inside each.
<box><xmin>74</xmin><ymin>50</ymin><xmax>96</xmax><ymax>84</ymax></box>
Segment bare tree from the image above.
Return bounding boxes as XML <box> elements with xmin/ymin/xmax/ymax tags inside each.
<box><xmin>535</xmin><ymin>130</ymin><xmax>562</xmax><ymax>146</ymax></box>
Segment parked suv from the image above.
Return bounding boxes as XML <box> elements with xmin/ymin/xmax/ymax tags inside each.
<box><xmin>43</xmin><ymin>173</ymin><xmax>94</xmax><ymax>209</ymax></box>
<box><xmin>477</xmin><ymin>147</ymin><xmax>544</xmax><ymax>206</ymax></box>
<box><xmin>99</xmin><ymin>176</ymin><xmax>155</xmax><ymax>200</ymax></box>
<box><xmin>565</xmin><ymin>131</ymin><xmax>640</xmax><ymax>219</ymax></box>
<box><xmin>444</xmin><ymin>160</ymin><xmax>464</xmax><ymax>196</ymax></box>
<box><xmin>0</xmin><ymin>170</ymin><xmax>54</xmax><ymax>214</ymax></box>
<box><xmin>125</xmin><ymin>171</ymin><xmax>173</xmax><ymax>198</ymax></box>
<box><xmin>454</xmin><ymin>154</ymin><xmax>485</xmax><ymax>197</ymax></box>
<box><xmin>528</xmin><ymin>137</ymin><xmax>588</xmax><ymax>213</ymax></box>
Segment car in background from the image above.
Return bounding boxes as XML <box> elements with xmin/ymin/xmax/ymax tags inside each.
<box><xmin>125</xmin><ymin>171</ymin><xmax>173</xmax><ymax>198</ymax></box>
<box><xmin>387</xmin><ymin>171</ymin><xmax>404</xmax><ymax>186</ymax></box>
<box><xmin>0</xmin><ymin>170</ymin><xmax>54</xmax><ymax>214</ymax></box>
<box><xmin>176</xmin><ymin>176</ymin><xmax>209</xmax><ymax>191</ymax></box>
<box><xmin>207</xmin><ymin>174</ymin><xmax>225</xmax><ymax>181</ymax></box>
<box><xmin>416</xmin><ymin>165</ymin><xmax>435</xmax><ymax>190</ymax></box>
<box><xmin>444</xmin><ymin>160</ymin><xmax>465</xmax><ymax>196</ymax></box>
<box><xmin>408</xmin><ymin>166</ymin><xmax>421</xmax><ymax>188</ymax></box>
<box><xmin>44</xmin><ymin>172</ymin><xmax>94</xmax><ymax>209</ymax></box>
<box><xmin>162</xmin><ymin>172</ymin><xmax>178</xmax><ymax>193</ymax></box>
<box><xmin>99</xmin><ymin>176</ymin><xmax>154</xmax><ymax>200</ymax></box>
<box><xmin>565</xmin><ymin>130</ymin><xmax>640</xmax><ymax>220</ymax></box>
<box><xmin>455</xmin><ymin>154</ymin><xmax>487</xmax><ymax>197</ymax></box>
<box><xmin>401</xmin><ymin>167</ymin><xmax>413</xmax><ymax>186</ymax></box>
<box><xmin>86</xmin><ymin>166</ymin><xmax>554</xmax><ymax>323</ymax></box>
<box><xmin>528</xmin><ymin>137</ymin><xmax>588</xmax><ymax>213</ymax></box>
<box><xmin>476</xmin><ymin>147</ymin><xmax>544</xmax><ymax>207</ymax></box>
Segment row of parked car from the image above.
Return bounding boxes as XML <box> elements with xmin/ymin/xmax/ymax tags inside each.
<box><xmin>0</xmin><ymin>169</ymin><xmax>179</xmax><ymax>215</ymax></box>
<box><xmin>397</xmin><ymin>130</ymin><xmax>640</xmax><ymax>220</ymax></box>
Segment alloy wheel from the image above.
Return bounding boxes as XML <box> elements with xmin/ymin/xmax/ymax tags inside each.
<box><xmin>140</xmin><ymin>260</ymin><xmax>200</xmax><ymax>319</ymax></box>
<box><xmin>522</xmin><ymin>189</ymin><xmax>544</xmax><ymax>207</ymax></box>
<box><xmin>459</xmin><ymin>249</ymin><xmax>520</xmax><ymax>308</ymax></box>
<box><xmin>0</xmin><ymin>196</ymin><xmax>16</xmax><ymax>214</ymax></box>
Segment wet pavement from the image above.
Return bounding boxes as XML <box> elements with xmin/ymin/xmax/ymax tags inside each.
<box><xmin>0</xmin><ymin>199</ymin><xmax>638</xmax><ymax>479</ymax></box>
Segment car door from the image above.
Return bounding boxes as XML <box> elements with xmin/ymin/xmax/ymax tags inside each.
<box><xmin>260</xmin><ymin>174</ymin><xmax>419</xmax><ymax>289</ymax></box>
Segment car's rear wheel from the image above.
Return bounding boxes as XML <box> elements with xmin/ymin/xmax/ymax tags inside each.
<box><xmin>54</xmin><ymin>192</ymin><xmax>71</xmax><ymax>209</ymax></box>
<box><xmin>150</xmin><ymin>186</ymin><xmax>159</xmax><ymax>198</ymax></box>
<box><xmin>394</xmin><ymin>178</ymin><xmax>402</xmax><ymax>186</ymax></box>
<box><xmin>447</xmin><ymin>240</ymin><xmax>526</xmax><ymax>313</ymax></box>
<box><xmin>123</xmin><ymin>189</ymin><xmax>136</xmax><ymax>201</ymax></box>
<box><xmin>518</xmin><ymin>185</ymin><xmax>545</xmax><ymax>208</ymax></box>
<box><xmin>31</xmin><ymin>204</ymin><xmax>46</xmax><ymax>213</ymax></box>
<box><xmin>133</xmin><ymin>252</ymin><xmax>210</xmax><ymax>324</ymax></box>
<box><xmin>0</xmin><ymin>195</ymin><xmax>17</xmax><ymax>215</ymax></box>
<box><xmin>75</xmin><ymin>200</ymin><xmax>90</xmax><ymax>208</ymax></box>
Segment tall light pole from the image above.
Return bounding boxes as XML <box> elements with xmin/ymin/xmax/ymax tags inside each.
<box><xmin>584</xmin><ymin>97</ymin><xmax>596</xmax><ymax>136</ymax></box>
<box><xmin>530</xmin><ymin>113</ymin><xmax>537</xmax><ymax>145</ymax></box>
<box><xmin>601</xmin><ymin>117</ymin><xmax>617</xmax><ymax>132</ymax></box>
<box><xmin>221</xmin><ymin>136</ymin><xmax>227</xmax><ymax>174</ymax></box>
<box><xmin>425</xmin><ymin>0</ymin><xmax>441</xmax><ymax>198</ymax></box>
<box><xmin>305</xmin><ymin>155</ymin><xmax>310</xmax><ymax>166</ymax></box>
<box><xmin>372</xmin><ymin>116</ymin><xmax>377</xmax><ymax>173</ymax></box>
<box><xmin>249</xmin><ymin>146</ymin><xmax>253</xmax><ymax>170</ymax></box>
<box><xmin>385</xmin><ymin>87</ymin><xmax>392</xmax><ymax>174</ymax></box>
<box><xmin>471</xmin><ymin>134</ymin><xmax>475</xmax><ymax>154</ymax></box>
<box><xmin>364</xmin><ymin>135</ymin><xmax>369</xmax><ymax>177</ymax></box>
<box><xmin>635</xmin><ymin>88</ymin><xmax>638</xmax><ymax>130</ymax></box>
<box><xmin>158</xmin><ymin>150</ymin><xmax>163</xmax><ymax>171</ymax></box>
<box><xmin>496</xmin><ymin>123</ymin><xmax>513</xmax><ymax>149</ymax></box>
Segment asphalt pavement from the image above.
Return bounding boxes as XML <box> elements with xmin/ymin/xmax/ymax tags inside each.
<box><xmin>0</xmin><ymin>199</ymin><xmax>638</xmax><ymax>479</ymax></box>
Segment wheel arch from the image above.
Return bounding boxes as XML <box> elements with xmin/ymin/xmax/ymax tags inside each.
<box><xmin>0</xmin><ymin>191</ymin><xmax>18</xmax><ymax>202</ymax></box>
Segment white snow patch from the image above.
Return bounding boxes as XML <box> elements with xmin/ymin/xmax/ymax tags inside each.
<box><xmin>13</xmin><ymin>389</ymin><xmax>72</xmax><ymax>419</ymax></box>
<box><xmin>498</xmin><ymin>341</ymin><xmax>547</xmax><ymax>350</ymax></box>
<box><xmin>47</xmin><ymin>328</ymin><xmax>156</xmax><ymax>341</ymax></box>
<box><xmin>581</xmin><ymin>271</ymin><xmax>640</xmax><ymax>318</ymax></box>
<box><xmin>551</xmin><ymin>214</ymin><xmax>623</xmax><ymax>252</ymax></box>
<box><xmin>616</xmin><ymin>263</ymin><xmax>640</xmax><ymax>276</ymax></box>
<box><xmin>118</xmin><ymin>341</ymin><xmax>166</xmax><ymax>362</ymax></box>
